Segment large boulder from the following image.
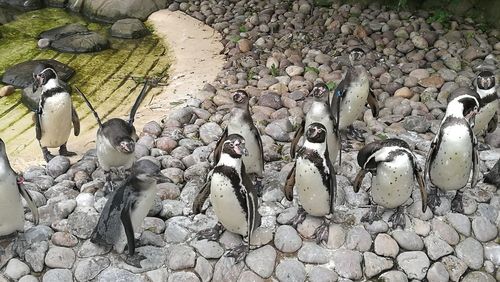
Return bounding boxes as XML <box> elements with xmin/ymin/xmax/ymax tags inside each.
<box><xmin>2</xmin><ymin>59</ymin><xmax>75</xmax><ymax>88</ymax></box>
<box><xmin>82</xmin><ymin>0</ymin><xmax>167</xmax><ymax>22</ymax></box>
<box><xmin>21</xmin><ymin>80</ymin><xmax>71</xmax><ymax>111</ymax></box>
<box><xmin>0</xmin><ymin>0</ymin><xmax>42</xmax><ymax>10</ymax></box>
<box><xmin>110</xmin><ymin>18</ymin><xmax>149</xmax><ymax>39</ymax></box>
<box><xmin>50</xmin><ymin>32</ymin><xmax>109</xmax><ymax>53</ymax></box>
<box><xmin>44</xmin><ymin>0</ymin><xmax>68</xmax><ymax>8</ymax></box>
<box><xmin>38</xmin><ymin>23</ymin><xmax>89</xmax><ymax>41</ymax></box>
<box><xmin>0</xmin><ymin>7</ymin><xmax>16</xmax><ymax>24</ymax></box>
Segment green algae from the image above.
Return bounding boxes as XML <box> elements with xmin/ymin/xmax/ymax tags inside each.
<box><xmin>0</xmin><ymin>8</ymin><xmax>170</xmax><ymax>143</ymax></box>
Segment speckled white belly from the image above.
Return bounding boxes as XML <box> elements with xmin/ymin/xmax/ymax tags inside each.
<box><xmin>0</xmin><ymin>166</ymin><xmax>25</xmax><ymax>236</ymax></box>
<box><xmin>371</xmin><ymin>155</ymin><xmax>413</xmax><ymax>208</ymax></box>
<box><xmin>473</xmin><ymin>100</ymin><xmax>498</xmax><ymax>136</ymax></box>
<box><xmin>39</xmin><ymin>93</ymin><xmax>73</xmax><ymax>148</ymax></box>
<box><xmin>96</xmin><ymin>134</ymin><xmax>135</xmax><ymax>171</ymax></box>
<box><xmin>307</xmin><ymin>103</ymin><xmax>339</xmax><ymax>164</ymax></box>
<box><xmin>430</xmin><ymin>126</ymin><xmax>473</xmax><ymax>190</ymax></box>
<box><xmin>210</xmin><ymin>173</ymin><xmax>248</xmax><ymax>236</ymax></box>
<box><xmin>228</xmin><ymin>122</ymin><xmax>263</xmax><ymax>176</ymax></box>
<box><xmin>339</xmin><ymin>80</ymin><xmax>369</xmax><ymax>129</ymax></box>
<box><xmin>295</xmin><ymin>157</ymin><xmax>330</xmax><ymax>216</ymax></box>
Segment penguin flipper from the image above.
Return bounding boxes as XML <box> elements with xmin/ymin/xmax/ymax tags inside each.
<box><xmin>367</xmin><ymin>89</ymin><xmax>379</xmax><ymax>118</ymax></box>
<box><xmin>413</xmin><ymin>163</ymin><xmax>427</xmax><ymax>213</ymax></box>
<box><xmin>91</xmin><ymin>188</ymin><xmax>127</xmax><ymax>247</ymax></box>
<box><xmin>330</xmin><ymin>69</ymin><xmax>350</xmax><ymax>117</ymax></box>
<box><xmin>34</xmin><ymin>112</ymin><xmax>42</xmax><ymax>141</ymax></box>
<box><xmin>284</xmin><ymin>162</ymin><xmax>296</xmax><ymax>201</ymax></box>
<box><xmin>192</xmin><ymin>177</ymin><xmax>211</xmax><ymax>215</ymax></box>
<box><xmin>290</xmin><ymin>120</ymin><xmax>305</xmax><ymax>159</ymax></box>
<box><xmin>353</xmin><ymin>169</ymin><xmax>367</xmax><ymax>193</ymax></box>
<box><xmin>487</xmin><ymin>113</ymin><xmax>497</xmax><ymax>134</ymax></box>
<box><xmin>471</xmin><ymin>136</ymin><xmax>479</xmax><ymax>188</ymax></box>
<box><xmin>327</xmin><ymin>153</ymin><xmax>337</xmax><ymax>214</ymax></box>
<box><xmin>128</xmin><ymin>81</ymin><xmax>150</xmax><ymax>125</ymax></box>
<box><xmin>241</xmin><ymin>163</ymin><xmax>260</xmax><ymax>241</ymax></box>
<box><xmin>425</xmin><ymin>136</ymin><xmax>438</xmax><ymax>184</ymax></box>
<box><xmin>71</xmin><ymin>105</ymin><xmax>80</xmax><ymax>136</ymax></box>
<box><xmin>213</xmin><ymin>127</ymin><xmax>228</xmax><ymax>165</ymax></box>
<box><xmin>250</xmin><ymin>124</ymin><xmax>265</xmax><ymax>170</ymax></box>
<box><xmin>17</xmin><ymin>180</ymin><xmax>39</xmax><ymax>225</ymax></box>
<box><xmin>121</xmin><ymin>200</ymin><xmax>135</xmax><ymax>256</ymax></box>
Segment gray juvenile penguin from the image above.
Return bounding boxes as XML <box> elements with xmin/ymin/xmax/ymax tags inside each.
<box><xmin>425</xmin><ymin>91</ymin><xmax>481</xmax><ymax>213</ymax></box>
<box><xmin>33</xmin><ymin>67</ymin><xmax>80</xmax><ymax>162</ymax></box>
<box><xmin>473</xmin><ymin>70</ymin><xmax>497</xmax><ymax>137</ymax></box>
<box><xmin>353</xmin><ymin>138</ymin><xmax>427</xmax><ymax>228</ymax></box>
<box><xmin>285</xmin><ymin>123</ymin><xmax>336</xmax><ymax>244</ymax></box>
<box><xmin>0</xmin><ymin>138</ymin><xmax>39</xmax><ymax>237</ymax></box>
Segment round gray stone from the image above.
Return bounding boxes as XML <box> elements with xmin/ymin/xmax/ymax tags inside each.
<box><xmin>396</xmin><ymin>251</ymin><xmax>430</xmax><ymax>280</ymax></box>
<box><xmin>245</xmin><ymin>245</ymin><xmax>276</xmax><ymax>278</ymax></box>
<box><xmin>275</xmin><ymin>259</ymin><xmax>306</xmax><ymax>282</ymax></box>
<box><xmin>274</xmin><ymin>225</ymin><xmax>302</xmax><ymax>253</ymax></box>
<box><xmin>427</xmin><ymin>262</ymin><xmax>449</xmax><ymax>282</ymax></box>
<box><xmin>455</xmin><ymin>237</ymin><xmax>484</xmax><ymax>270</ymax></box>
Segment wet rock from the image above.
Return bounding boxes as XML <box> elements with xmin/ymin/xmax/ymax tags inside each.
<box><xmin>332</xmin><ymin>250</ymin><xmax>362</xmax><ymax>280</ymax></box>
<box><xmin>39</xmin><ymin>23</ymin><xmax>89</xmax><ymax>41</ymax></box>
<box><xmin>2</xmin><ymin>59</ymin><xmax>74</xmax><ymax>88</ymax></box>
<box><xmin>245</xmin><ymin>245</ymin><xmax>276</xmax><ymax>278</ymax></box>
<box><xmin>82</xmin><ymin>0</ymin><xmax>167</xmax><ymax>22</ymax></box>
<box><xmin>275</xmin><ymin>259</ymin><xmax>306</xmax><ymax>282</ymax></box>
<box><xmin>51</xmin><ymin>32</ymin><xmax>109</xmax><ymax>53</ymax></box>
<box><xmin>456</xmin><ymin>237</ymin><xmax>483</xmax><ymax>270</ymax></box>
<box><xmin>111</xmin><ymin>18</ymin><xmax>149</xmax><ymax>39</ymax></box>
<box><xmin>396</xmin><ymin>251</ymin><xmax>430</xmax><ymax>280</ymax></box>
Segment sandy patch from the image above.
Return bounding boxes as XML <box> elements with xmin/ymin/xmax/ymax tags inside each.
<box><xmin>8</xmin><ymin>10</ymin><xmax>224</xmax><ymax>171</ymax></box>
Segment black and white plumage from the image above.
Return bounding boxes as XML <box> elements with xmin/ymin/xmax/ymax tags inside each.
<box><xmin>91</xmin><ymin>159</ymin><xmax>166</xmax><ymax>262</ymax></box>
<box><xmin>425</xmin><ymin>91</ymin><xmax>481</xmax><ymax>213</ymax></box>
<box><xmin>33</xmin><ymin>67</ymin><xmax>80</xmax><ymax>162</ymax></box>
<box><xmin>291</xmin><ymin>82</ymin><xmax>340</xmax><ymax>165</ymax></box>
<box><xmin>214</xmin><ymin>90</ymin><xmax>264</xmax><ymax>178</ymax></box>
<box><xmin>207</xmin><ymin>134</ymin><xmax>261</xmax><ymax>261</ymax></box>
<box><xmin>330</xmin><ymin>48</ymin><xmax>379</xmax><ymax>139</ymax></box>
<box><xmin>285</xmin><ymin>123</ymin><xmax>336</xmax><ymax>243</ymax></box>
<box><xmin>76</xmin><ymin>83</ymin><xmax>150</xmax><ymax>191</ymax></box>
<box><xmin>473</xmin><ymin>70</ymin><xmax>497</xmax><ymax>136</ymax></box>
<box><xmin>0</xmin><ymin>138</ymin><xmax>39</xmax><ymax>237</ymax></box>
<box><xmin>353</xmin><ymin>138</ymin><xmax>427</xmax><ymax>228</ymax></box>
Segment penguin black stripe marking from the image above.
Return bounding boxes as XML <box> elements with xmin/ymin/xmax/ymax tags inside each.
<box><xmin>213</xmin><ymin>165</ymin><xmax>247</xmax><ymax>214</ymax></box>
<box><xmin>297</xmin><ymin>147</ymin><xmax>330</xmax><ymax>189</ymax></box>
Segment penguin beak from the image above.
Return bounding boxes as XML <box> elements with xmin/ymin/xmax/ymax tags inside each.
<box><xmin>236</xmin><ymin>144</ymin><xmax>248</xmax><ymax>156</ymax></box>
<box><xmin>32</xmin><ymin>74</ymin><xmax>43</xmax><ymax>92</ymax></box>
<box><xmin>466</xmin><ymin>109</ymin><xmax>478</xmax><ymax>128</ymax></box>
<box><xmin>119</xmin><ymin>141</ymin><xmax>135</xmax><ymax>153</ymax></box>
<box><xmin>153</xmin><ymin>171</ymin><xmax>169</xmax><ymax>183</ymax></box>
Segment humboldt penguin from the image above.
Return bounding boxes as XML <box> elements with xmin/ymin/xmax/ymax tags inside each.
<box><xmin>75</xmin><ymin>82</ymin><xmax>150</xmax><ymax>192</ymax></box>
<box><xmin>425</xmin><ymin>91</ymin><xmax>481</xmax><ymax>213</ymax></box>
<box><xmin>213</xmin><ymin>90</ymin><xmax>264</xmax><ymax>191</ymax></box>
<box><xmin>206</xmin><ymin>134</ymin><xmax>260</xmax><ymax>262</ymax></box>
<box><xmin>290</xmin><ymin>82</ymin><xmax>340</xmax><ymax>164</ymax></box>
<box><xmin>330</xmin><ymin>47</ymin><xmax>379</xmax><ymax>141</ymax></box>
<box><xmin>473</xmin><ymin>70</ymin><xmax>497</xmax><ymax>137</ymax></box>
<box><xmin>284</xmin><ymin>123</ymin><xmax>336</xmax><ymax>243</ymax></box>
<box><xmin>91</xmin><ymin>159</ymin><xmax>167</xmax><ymax>265</ymax></box>
<box><xmin>33</xmin><ymin>67</ymin><xmax>80</xmax><ymax>162</ymax></box>
<box><xmin>353</xmin><ymin>138</ymin><xmax>427</xmax><ymax>228</ymax></box>
<box><xmin>0</xmin><ymin>138</ymin><xmax>39</xmax><ymax>237</ymax></box>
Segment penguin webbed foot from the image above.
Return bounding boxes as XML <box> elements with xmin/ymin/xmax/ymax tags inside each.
<box><xmin>388</xmin><ymin>207</ymin><xmax>406</xmax><ymax>229</ymax></box>
<box><xmin>197</xmin><ymin>223</ymin><xmax>224</xmax><ymax>241</ymax></box>
<box><xmin>313</xmin><ymin>220</ymin><xmax>330</xmax><ymax>245</ymax></box>
<box><xmin>346</xmin><ymin>126</ymin><xmax>365</xmax><ymax>142</ymax></box>
<box><xmin>427</xmin><ymin>187</ymin><xmax>441</xmax><ymax>212</ymax></box>
<box><xmin>123</xmin><ymin>253</ymin><xmax>147</xmax><ymax>268</ymax></box>
<box><xmin>451</xmin><ymin>191</ymin><xmax>464</xmax><ymax>213</ymax></box>
<box><xmin>291</xmin><ymin>207</ymin><xmax>307</xmax><ymax>228</ymax></box>
<box><xmin>225</xmin><ymin>243</ymin><xmax>249</xmax><ymax>263</ymax></box>
<box><xmin>41</xmin><ymin>147</ymin><xmax>55</xmax><ymax>162</ymax></box>
<box><xmin>59</xmin><ymin>144</ymin><xmax>77</xmax><ymax>157</ymax></box>
<box><xmin>361</xmin><ymin>206</ymin><xmax>381</xmax><ymax>224</ymax></box>
<box><xmin>477</xmin><ymin>142</ymin><xmax>490</xmax><ymax>151</ymax></box>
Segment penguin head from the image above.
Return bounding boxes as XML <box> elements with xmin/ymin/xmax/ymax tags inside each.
<box><xmin>309</xmin><ymin>82</ymin><xmax>329</xmax><ymax>101</ymax></box>
<box><xmin>223</xmin><ymin>134</ymin><xmax>248</xmax><ymax>158</ymax></box>
<box><xmin>131</xmin><ymin>159</ymin><xmax>168</xmax><ymax>186</ymax></box>
<box><xmin>232</xmin><ymin>90</ymin><xmax>249</xmax><ymax>108</ymax></box>
<box><xmin>447</xmin><ymin>93</ymin><xmax>480</xmax><ymax>123</ymax></box>
<box><xmin>103</xmin><ymin>119</ymin><xmax>137</xmax><ymax>154</ymax></box>
<box><xmin>33</xmin><ymin>67</ymin><xmax>58</xmax><ymax>92</ymax></box>
<box><xmin>349</xmin><ymin>47</ymin><xmax>365</xmax><ymax>65</ymax></box>
<box><xmin>476</xmin><ymin>71</ymin><xmax>495</xmax><ymax>90</ymax></box>
<box><xmin>305</xmin><ymin>123</ymin><xmax>327</xmax><ymax>143</ymax></box>
<box><xmin>116</xmin><ymin>137</ymin><xmax>135</xmax><ymax>154</ymax></box>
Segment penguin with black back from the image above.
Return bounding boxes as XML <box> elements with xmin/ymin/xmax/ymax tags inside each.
<box><xmin>472</xmin><ymin>70</ymin><xmax>497</xmax><ymax>140</ymax></box>
<box><xmin>284</xmin><ymin>123</ymin><xmax>336</xmax><ymax>244</ymax></box>
<box><xmin>353</xmin><ymin>138</ymin><xmax>427</xmax><ymax>228</ymax></box>
<box><xmin>33</xmin><ymin>66</ymin><xmax>80</xmax><ymax>162</ymax></box>
<box><xmin>290</xmin><ymin>82</ymin><xmax>341</xmax><ymax>164</ymax></box>
<box><xmin>425</xmin><ymin>91</ymin><xmax>481</xmax><ymax>213</ymax></box>
<box><xmin>330</xmin><ymin>47</ymin><xmax>379</xmax><ymax>142</ymax></box>
<box><xmin>91</xmin><ymin>159</ymin><xmax>167</xmax><ymax>266</ymax></box>
<box><xmin>75</xmin><ymin>82</ymin><xmax>150</xmax><ymax>192</ymax></box>
<box><xmin>0</xmin><ymin>138</ymin><xmax>39</xmax><ymax>237</ymax></box>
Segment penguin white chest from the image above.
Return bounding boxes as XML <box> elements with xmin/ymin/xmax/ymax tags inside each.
<box><xmin>210</xmin><ymin>173</ymin><xmax>248</xmax><ymax>236</ymax></box>
<box><xmin>96</xmin><ymin>134</ymin><xmax>135</xmax><ymax>171</ymax></box>
<box><xmin>295</xmin><ymin>157</ymin><xmax>330</xmax><ymax>217</ymax></box>
<box><xmin>227</xmin><ymin>122</ymin><xmax>262</xmax><ymax>176</ymax></box>
<box><xmin>0</xmin><ymin>166</ymin><xmax>25</xmax><ymax>236</ymax></box>
<box><xmin>339</xmin><ymin>76</ymin><xmax>369</xmax><ymax>129</ymax></box>
<box><xmin>473</xmin><ymin>99</ymin><xmax>498</xmax><ymax>136</ymax></box>
<box><xmin>430</xmin><ymin>125</ymin><xmax>473</xmax><ymax>190</ymax></box>
<box><xmin>371</xmin><ymin>154</ymin><xmax>413</xmax><ymax>208</ymax></box>
<box><xmin>130</xmin><ymin>186</ymin><xmax>156</xmax><ymax>232</ymax></box>
<box><xmin>40</xmin><ymin>93</ymin><xmax>73</xmax><ymax>148</ymax></box>
<box><xmin>306</xmin><ymin>103</ymin><xmax>339</xmax><ymax>163</ymax></box>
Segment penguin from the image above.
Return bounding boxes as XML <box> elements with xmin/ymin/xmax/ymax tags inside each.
<box><xmin>75</xmin><ymin>82</ymin><xmax>150</xmax><ymax>191</ymax></box>
<box><xmin>284</xmin><ymin>123</ymin><xmax>336</xmax><ymax>243</ymax></box>
<box><xmin>204</xmin><ymin>134</ymin><xmax>261</xmax><ymax>262</ymax></box>
<box><xmin>425</xmin><ymin>91</ymin><xmax>481</xmax><ymax>213</ymax></box>
<box><xmin>213</xmin><ymin>90</ymin><xmax>264</xmax><ymax>190</ymax></box>
<box><xmin>33</xmin><ymin>67</ymin><xmax>80</xmax><ymax>162</ymax></box>
<box><xmin>330</xmin><ymin>47</ymin><xmax>379</xmax><ymax>141</ymax></box>
<box><xmin>91</xmin><ymin>159</ymin><xmax>167</xmax><ymax>265</ymax></box>
<box><xmin>0</xmin><ymin>138</ymin><xmax>39</xmax><ymax>237</ymax></box>
<box><xmin>473</xmin><ymin>70</ymin><xmax>497</xmax><ymax>137</ymax></box>
<box><xmin>353</xmin><ymin>138</ymin><xmax>427</xmax><ymax>228</ymax></box>
<box><xmin>290</xmin><ymin>82</ymin><xmax>341</xmax><ymax>165</ymax></box>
